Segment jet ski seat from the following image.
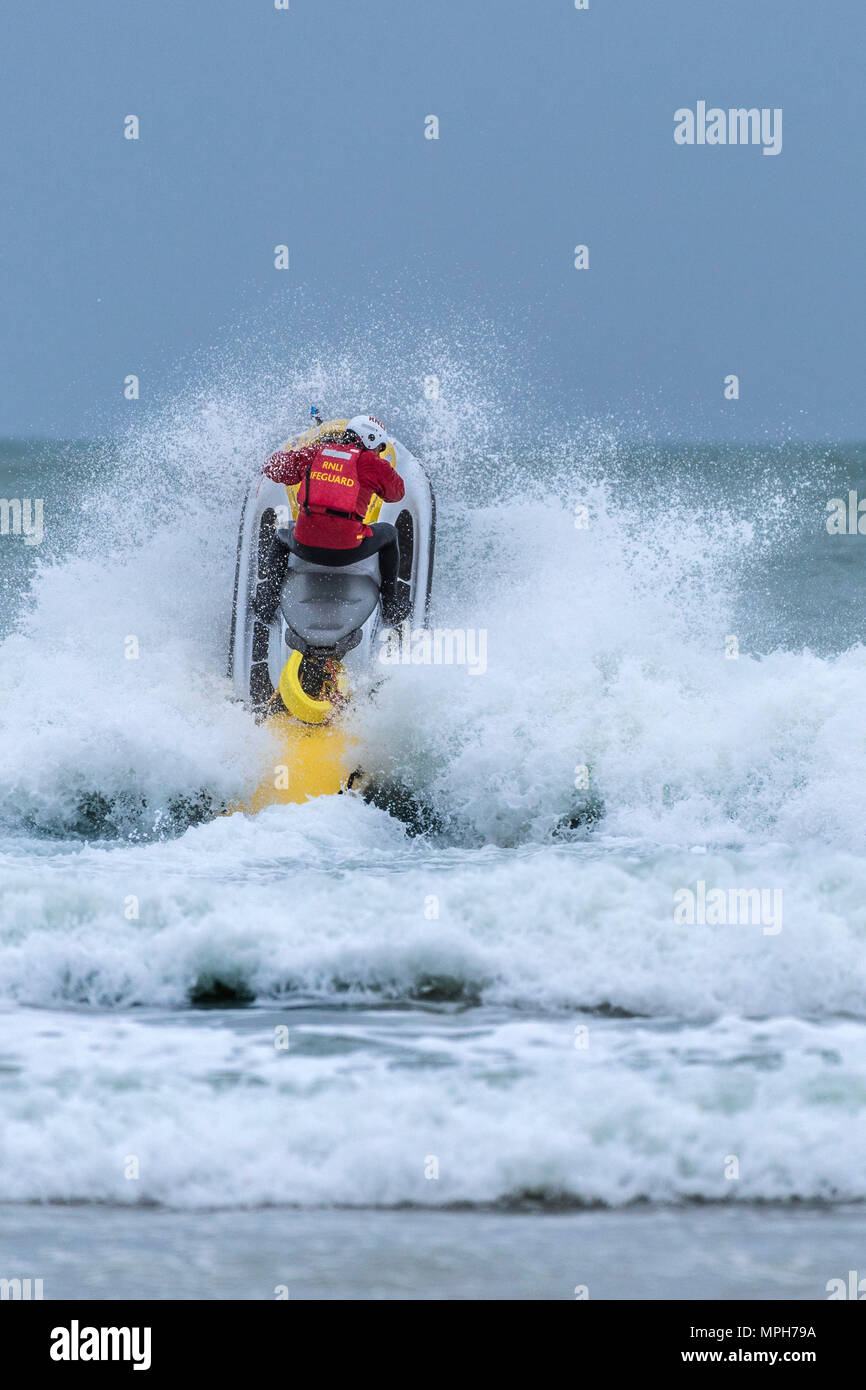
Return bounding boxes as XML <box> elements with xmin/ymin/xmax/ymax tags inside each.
<box><xmin>279</xmin><ymin>552</ymin><xmax>381</xmax><ymax>655</ymax></box>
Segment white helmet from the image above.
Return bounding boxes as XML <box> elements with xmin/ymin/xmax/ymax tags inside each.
<box><xmin>347</xmin><ymin>414</ymin><xmax>388</xmax><ymax>451</ymax></box>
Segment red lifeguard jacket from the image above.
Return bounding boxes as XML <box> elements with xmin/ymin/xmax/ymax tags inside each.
<box><xmin>298</xmin><ymin>443</ymin><xmax>365</xmax><ymax>521</ymax></box>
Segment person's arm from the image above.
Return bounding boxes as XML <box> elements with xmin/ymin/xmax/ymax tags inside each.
<box><xmin>263</xmin><ymin>446</ymin><xmax>317</xmax><ymax>486</ymax></box>
<box><xmin>361</xmin><ymin>451</ymin><xmax>406</xmax><ymax>503</ymax></box>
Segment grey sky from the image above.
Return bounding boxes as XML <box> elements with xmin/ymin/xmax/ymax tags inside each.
<box><xmin>1</xmin><ymin>0</ymin><xmax>863</xmax><ymax>440</ymax></box>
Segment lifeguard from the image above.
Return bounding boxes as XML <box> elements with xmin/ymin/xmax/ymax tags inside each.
<box><xmin>254</xmin><ymin>414</ymin><xmax>408</xmax><ymax>625</ymax></box>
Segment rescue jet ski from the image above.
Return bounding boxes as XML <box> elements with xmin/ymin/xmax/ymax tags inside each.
<box><xmin>227</xmin><ymin>416</ymin><xmax>435</xmax><ymax>807</ymax></box>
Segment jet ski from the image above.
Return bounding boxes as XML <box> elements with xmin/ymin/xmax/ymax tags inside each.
<box><xmin>227</xmin><ymin>416</ymin><xmax>435</xmax><ymax>807</ymax></box>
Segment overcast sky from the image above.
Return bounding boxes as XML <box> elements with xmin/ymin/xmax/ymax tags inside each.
<box><xmin>1</xmin><ymin>0</ymin><xmax>863</xmax><ymax>441</ymax></box>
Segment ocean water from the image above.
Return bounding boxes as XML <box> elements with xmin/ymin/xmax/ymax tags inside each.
<box><xmin>2</xmin><ymin>370</ymin><xmax>866</xmax><ymax>1299</ymax></box>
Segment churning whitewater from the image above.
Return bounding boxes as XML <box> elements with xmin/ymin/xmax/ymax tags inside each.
<box><xmin>1</xmin><ymin>355</ymin><xmax>866</xmax><ymax>1210</ymax></box>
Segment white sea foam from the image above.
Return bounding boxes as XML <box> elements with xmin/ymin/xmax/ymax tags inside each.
<box><xmin>0</xmin><ymin>1003</ymin><xmax>862</xmax><ymax>1208</ymax></box>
